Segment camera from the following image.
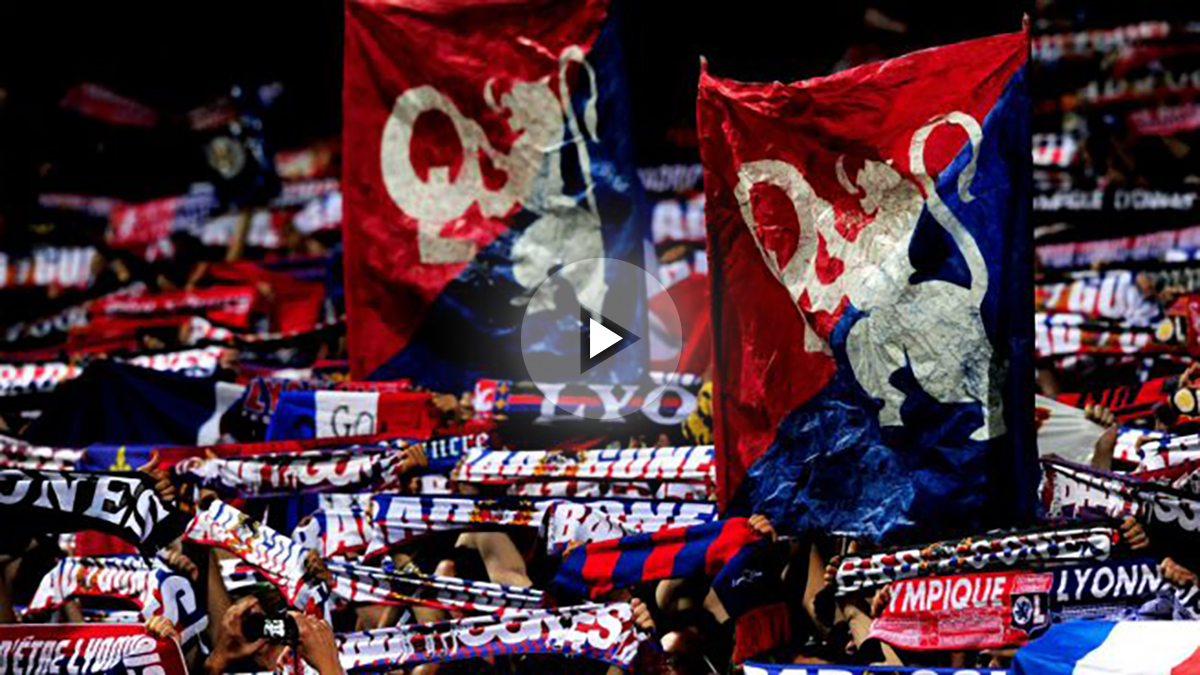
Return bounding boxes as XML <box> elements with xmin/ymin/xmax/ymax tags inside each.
<box><xmin>242</xmin><ymin>614</ymin><xmax>299</xmax><ymax>644</ymax></box>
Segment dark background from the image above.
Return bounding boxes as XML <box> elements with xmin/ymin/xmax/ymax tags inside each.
<box><xmin>0</xmin><ymin>1</ymin><xmax>1030</xmax><ymax>230</ymax></box>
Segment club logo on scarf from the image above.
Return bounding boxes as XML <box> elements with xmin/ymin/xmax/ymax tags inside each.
<box><xmin>343</xmin><ymin>0</ymin><xmax>646</xmax><ymax>389</ymax></box>
<box><xmin>697</xmin><ymin>31</ymin><xmax>1035</xmax><ymax>540</ymax></box>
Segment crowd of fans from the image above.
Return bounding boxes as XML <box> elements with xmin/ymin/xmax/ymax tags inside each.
<box><xmin>0</xmin><ymin>2</ymin><xmax>1198</xmax><ymax>675</ymax></box>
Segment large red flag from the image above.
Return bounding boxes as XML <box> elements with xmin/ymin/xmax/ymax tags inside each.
<box><xmin>698</xmin><ymin>32</ymin><xmax>1036</xmax><ymax>541</ymax></box>
<box><xmin>343</xmin><ymin>0</ymin><xmax>646</xmax><ymax>389</ymax></box>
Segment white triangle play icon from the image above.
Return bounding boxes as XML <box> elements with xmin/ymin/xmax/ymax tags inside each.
<box><xmin>589</xmin><ymin>318</ymin><xmax>622</xmax><ymax>358</ymax></box>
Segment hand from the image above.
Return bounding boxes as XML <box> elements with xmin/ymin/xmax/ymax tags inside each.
<box><xmin>139</xmin><ymin>451</ymin><xmax>178</xmax><ymax>503</ymax></box>
<box><xmin>288</xmin><ymin>612</ymin><xmax>344</xmax><ymax>675</ymax></box>
<box><xmin>824</xmin><ymin>555</ymin><xmax>842</xmax><ymax>585</ymax></box>
<box><xmin>212</xmin><ymin>597</ymin><xmax>266</xmax><ymax>665</ymax></box>
<box><xmin>1084</xmin><ymin>404</ymin><xmax>1116</xmax><ymax>428</ymax></box>
<box><xmin>747</xmin><ymin>514</ymin><xmax>777</xmax><ymax>542</ymax></box>
<box><xmin>870</xmin><ymin>585</ymin><xmax>892</xmax><ymax>618</ymax></box>
<box><xmin>160</xmin><ymin>549</ymin><xmax>199</xmax><ymax>582</ymax></box>
<box><xmin>1161</xmin><ymin>558</ymin><xmax>1199</xmax><ymax>587</ymax></box>
<box><xmin>305</xmin><ymin>550</ymin><xmax>333</xmax><ymax>587</ymax></box>
<box><xmin>145</xmin><ymin>615</ymin><xmax>180</xmax><ymax>644</ymax></box>
<box><xmin>630</xmin><ymin>598</ymin><xmax>655</xmax><ymax>632</ymax></box>
<box><xmin>1120</xmin><ymin>516</ymin><xmax>1150</xmax><ymax>551</ymax></box>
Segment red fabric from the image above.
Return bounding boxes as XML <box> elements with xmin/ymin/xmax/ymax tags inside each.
<box><xmin>1056</xmin><ymin>376</ymin><xmax>1170</xmax><ymax>423</ymax></box>
<box><xmin>202</xmin><ymin>262</ymin><xmax>324</xmax><ymax>334</ymax></box>
<box><xmin>91</xmin><ymin>287</ymin><xmax>258</xmax><ymax>328</ymax></box>
<box><xmin>704</xmin><ymin>518</ymin><xmax>760</xmax><ymax>577</ymax></box>
<box><xmin>651</xmin><ymin>273</ymin><xmax>712</xmax><ymax>375</ymax></box>
<box><xmin>73</xmin><ymin>531</ymin><xmax>137</xmax><ymax>557</ymax></box>
<box><xmin>696</xmin><ymin>31</ymin><xmax>1028</xmax><ymax>508</ymax></box>
<box><xmin>733</xmin><ymin>602</ymin><xmax>790</xmax><ymax>664</ymax></box>
<box><xmin>375</xmin><ymin>391</ymin><xmax>440</xmax><ymax>438</ymax></box>
<box><xmin>342</xmin><ymin>0</ymin><xmax>607</xmax><ymax>378</ymax></box>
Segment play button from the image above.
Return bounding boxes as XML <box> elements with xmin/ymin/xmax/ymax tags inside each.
<box><xmin>518</xmin><ymin>257</ymin><xmax>683</xmax><ymax>419</ymax></box>
<box><xmin>582</xmin><ymin>308</ymin><xmax>640</xmax><ymax>374</ymax></box>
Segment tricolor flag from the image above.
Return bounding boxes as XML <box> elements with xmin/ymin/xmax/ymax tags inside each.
<box><xmin>552</xmin><ymin>518</ymin><xmax>762</xmax><ymax>598</ymax></box>
<box><xmin>1013</xmin><ymin>621</ymin><xmax>1200</xmax><ymax>675</ymax></box>
<box><xmin>343</xmin><ymin>0</ymin><xmax>648</xmax><ymax>390</ymax></box>
<box><xmin>697</xmin><ymin>30</ymin><xmax>1036</xmax><ymax>541</ymax></box>
<box><xmin>265</xmin><ymin>390</ymin><xmax>439</xmax><ymax>441</ymax></box>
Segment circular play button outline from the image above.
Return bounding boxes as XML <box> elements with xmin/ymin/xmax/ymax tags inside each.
<box><xmin>519</xmin><ymin>257</ymin><xmax>683</xmax><ymax>420</ymax></box>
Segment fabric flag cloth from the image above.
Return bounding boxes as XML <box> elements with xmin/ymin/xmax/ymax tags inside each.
<box><xmin>264</xmin><ymin>390</ymin><xmax>439</xmax><ymax>441</ymax></box>
<box><xmin>1013</xmin><ymin>621</ymin><xmax>1200</xmax><ymax>675</ymax></box>
<box><xmin>833</xmin><ymin>524</ymin><xmax>1117</xmax><ymax>596</ymax></box>
<box><xmin>697</xmin><ymin>30</ymin><xmax>1036</xmax><ymax>542</ymax></box>
<box><xmin>24</xmin><ymin>360</ymin><xmax>244</xmax><ymax>447</ymax></box>
<box><xmin>0</xmin><ymin>623</ymin><xmax>188</xmax><ymax>675</ymax></box>
<box><xmin>1036</xmin><ymin>394</ymin><xmax>1106</xmax><ymax>464</ymax></box>
<box><xmin>325</xmin><ymin>560</ymin><xmax>545</xmax><ymax>616</ymax></box>
<box><xmin>343</xmin><ymin>0</ymin><xmax>648</xmax><ymax>391</ymax></box>
<box><xmin>223</xmin><ymin>377</ymin><xmax>412</xmax><ymax>441</ymax></box>
<box><xmin>451</xmin><ymin>445</ymin><xmax>714</xmax><ymax>484</ymax></box>
<box><xmin>183</xmin><ymin>498</ymin><xmax>330</xmax><ymax>617</ymax></box>
<box><xmin>552</xmin><ymin>518</ymin><xmax>761</xmax><ymax>598</ymax></box>
<box><xmin>336</xmin><ymin>602</ymin><xmax>647</xmax><ymax>671</ymax></box>
<box><xmin>0</xmin><ymin>469</ymin><xmax>188</xmax><ymax>554</ymax></box>
<box><xmin>28</xmin><ymin>556</ymin><xmax>208</xmax><ymax>649</ymax></box>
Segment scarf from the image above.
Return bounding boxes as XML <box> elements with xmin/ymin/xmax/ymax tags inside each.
<box><xmin>336</xmin><ymin>602</ymin><xmax>647</xmax><ymax>671</ymax></box>
<box><xmin>0</xmin><ymin>623</ymin><xmax>187</xmax><ymax>675</ymax></box>
<box><xmin>184</xmin><ymin>498</ymin><xmax>330</xmax><ymax>616</ymax></box>
<box><xmin>509</xmin><ymin>479</ymin><xmax>713</xmax><ymax>501</ymax></box>
<box><xmin>869</xmin><ymin>558</ymin><xmax>1200</xmax><ymax>652</ymax></box>
<box><xmin>1040</xmin><ymin>457</ymin><xmax>1200</xmax><ymax>535</ymax></box>
<box><xmin>0</xmin><ymin>362</ymin><xmax>80</xmax><ymax>397</ymax></box>
<box><xmin>1056</xmin><ymin>376</ymin><xmax>1172</xmax><ymax>423</ymax></box>
<box><xmin>451</xmin><ymin>445</ymin><xmax>714</xmax><ymax>484</ymax></box>
<box><xmin>0</xmin><ymin>469</ymin><xmax>187</xmax><ymax>554</ymax></box>
<box><xmin>543</xmin><ymin>499</ymin><xmax>719</xmax><ymax>555</ymax></box>
<box><xmin>746</xmin><ymin>667</ymin><xmax>1007</xmax><ymax>675</ymax></box>
<box><xmin>553</xmin><ymin>518</ymin><xmax>762</xmax><ymax>598</ymax></box>
<box><xmin>1035</xmin><ymin>313</ymin><xmax>1173</xmax><ymax>359</ymax></box>
<box><xmin>1136</xmin><ymin>433</ymin><xmax>1200</xmax><ymax>471</ymax></box>
<box><xmin>174</xmin><ymin>447</ymin><xmax>410</xmax><ymax>497</ymax></box>
<box><xmin>834</xmin><ymin>524</ymin><xmax>1117</xmax><ymax>596</ymax></box>
<box><xmin>366</xmin><ymin>495</ymin><xmax>720</xmax><ymax>558</ymax></box>
<box><xmin>293</xmin><ymin>494</ymin><xmax>374</xmax><ymax>558</ymax></box>
<box><xmin>0</xmin><ymin>437</ymin><xmax>82</xmax><ymax>470</ymax></box>
<box><xmin>28</xmin><ymin>556</ymin><xmax>208</xmax><ymax>648</ymax></box>
<box><xmin>325</xmin><ymin>560</ymin><xmax>544</xmax><ymax>616</ymax></box>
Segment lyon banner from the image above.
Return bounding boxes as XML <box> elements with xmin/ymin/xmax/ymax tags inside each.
<box><xmin>697</xmin><ymin>31</ymin><xmax>1036</xmax><ymax>541</ymax></box>
<box><xmin>343</xmin><ymin>0</ymin><xmax>646</xmax><ymax>390</ymax></box>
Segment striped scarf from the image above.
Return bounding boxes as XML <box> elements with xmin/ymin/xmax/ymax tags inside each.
<box><xmin>366</xmin><ymin>495</ymin><xmax>719</xmax><ymax>558</ymax></box>
<box><xmin>326</xmin><ymin>560</ymin><xmax>544</xmax><ymax>616</ymax></box>
<box><xmin>184</xmin><ymin>499</ymin><xmax>330</xmax><ymax>616</ymax></box>
<box><xmin>452</xmin><ymin>445</ymin><xmax>714</xmax><ymax>484</ymax></box>
<box><xmin>834</xmin><ymin>524</ymin><xmax>1117</xmax><ymax>596</ymax></box>
<box><xmin>1040</xmin><ymin>457</ymin><xmax>1200</xmax><ymax>535</ymax></box>
<box><xmin>28</xmin><ymin>556</ymin><xmax>208</xmax><ymax>648</ymax></box>
<box><xmin>336</xmin><ymin>602</ymin><xmax>647</xmax><ymax>670</ymax></box>
<box><xmin>175</xmin><ymin>447</ymin><xmax>410</xmax><ymax>497</ymax></box>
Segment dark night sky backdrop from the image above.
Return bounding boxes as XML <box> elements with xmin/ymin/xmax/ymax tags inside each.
<box><xmin>0</xmin><ymin>1</ymin><xmax>1029</xmax><ymax>222</ymax></box>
